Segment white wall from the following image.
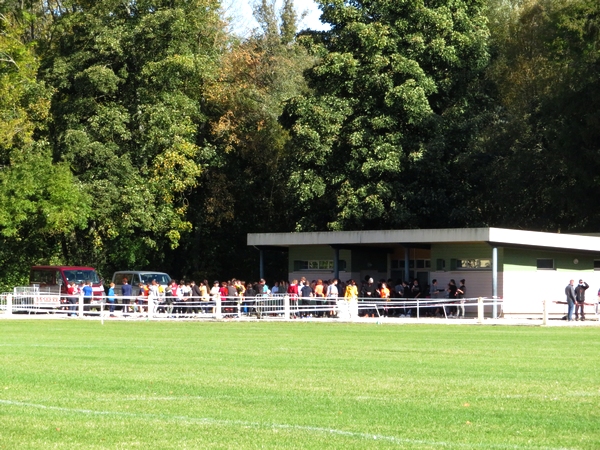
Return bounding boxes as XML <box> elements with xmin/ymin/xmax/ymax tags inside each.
<box><xmin>503</xmin><ymin>271</ymin><xmax>600</xmax><ymax>318</ymax></box>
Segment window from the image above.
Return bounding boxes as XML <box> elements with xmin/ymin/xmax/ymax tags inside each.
<box><xmin>62</xmin><ymin>269</ymin><xmax>100</xmax><ymax>283</ymax></box>
<box><xmin>392</xmin><ymin>259</ymin><xmax>429</xmax><ymax>269</ymax></box>
<box><xmin>536</xmin><ymin>259</ymin><xmax>555</xmax><ymax>270</ymax></box>
<box><xmin>416</xmin><ymin>259</ymin><xmax>431</xmax><ymax>269</ymax></box>
<box><xmin>30</xmin><ymin>269</ymin><xmax>54</xmax><ymax>284</ymax></box>
<box><xmin>293</xmin><ymin>260</ymin><xmax>346</xmax><ymax>271</ymax></box>
<box><xmin>453</xmin><ymin>259</ymin><xmax>492</xmax><ymax>270</ymax></box>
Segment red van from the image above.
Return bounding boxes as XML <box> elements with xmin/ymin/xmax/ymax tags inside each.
<box><xmin>29</xmin><ymin>266</ymin><xmax>105</xmax><ymax>298</ymax></box>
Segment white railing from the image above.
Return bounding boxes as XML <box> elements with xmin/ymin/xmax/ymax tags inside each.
<box><xmin>1</xmin><ymin>289</ymin><xmax>509</xmax><ymax>322</ymax></box>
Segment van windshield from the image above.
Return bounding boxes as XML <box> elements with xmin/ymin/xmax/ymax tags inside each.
<box><xmin>140</xmin><ymin>273</ymin><xmax>171</xmax><ymax>285</ymax></box>
<box><xmin>63</xmin><ymin>270</ymin><xmax>100</xmax><ymax>284</ymax></box>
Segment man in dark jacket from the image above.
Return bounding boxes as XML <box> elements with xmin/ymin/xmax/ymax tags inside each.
<box><xmin>190</xmin><ymin>280</ymin><xmax>202</xmax><ymax>315</ymax></box>
<box><xmin>565</xmin><ymin>279</ymin><xmax>576</xmax><ymax>322</ymax></box>
<box><xmin>574</xmin><ymin>279</ymin><xmax>589</xmax><ymax>321</ymax></box>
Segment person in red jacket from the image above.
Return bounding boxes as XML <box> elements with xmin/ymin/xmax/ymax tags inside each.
<box><xmin>287</xmin><ymin>279</ymin><xmax>299</xmax><ymax>318</ymax></box>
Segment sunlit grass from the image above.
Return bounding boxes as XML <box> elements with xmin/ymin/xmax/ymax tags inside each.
<box><xmin>0</xmin><ymin>320</ymin><xmax>599</xmax><ymax>449</ymax></box>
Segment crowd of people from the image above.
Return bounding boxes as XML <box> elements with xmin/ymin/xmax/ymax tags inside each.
<box><xmin>74</xmin><ymin>276</ymin><xmax>470</xmax><ymax>319</ymax></box>
<box><xmin>59</xmin><ymin>275</ymin><xmax>471</xmax><ymax>318</ymax></box>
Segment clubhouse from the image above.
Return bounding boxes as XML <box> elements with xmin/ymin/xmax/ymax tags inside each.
<box><xmin>248</xmin><ymin>228</ymin><xmax>600</xmax><ymax>318</ymax></box>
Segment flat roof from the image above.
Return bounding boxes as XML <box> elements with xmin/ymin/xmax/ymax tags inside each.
<box><xmin>247</xmin><ymin>228</ymin><xmax>600</xmax><ymax>253</ymax></box>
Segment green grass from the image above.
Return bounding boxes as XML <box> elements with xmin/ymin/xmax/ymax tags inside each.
<box><xmin>0</xmin><ymin>320</ymin><xmax>599</xmax><ymax>449</ymax></box>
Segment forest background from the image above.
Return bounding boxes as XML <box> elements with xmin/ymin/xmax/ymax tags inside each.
<box><xmin>1</xmin><ymin>0</ymin><xmax>599</xmax><ymax>290</ymax></box>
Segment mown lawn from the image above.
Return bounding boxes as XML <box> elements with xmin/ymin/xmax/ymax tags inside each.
<box><xmin>0</xmin><ymin>320</ymin><xmax>599</xmax><ymax>449</ymax></box>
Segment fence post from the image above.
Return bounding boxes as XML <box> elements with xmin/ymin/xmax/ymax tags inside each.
<box><xmin>148</xmin><ymin>296</ymin><xmax>154</xmax><ymax>320</ymax></box>
<box><xmin>78</xmin><ymin>293</ymin><xmax>84</xmax><ymax>318</ymax></box>
<box><xmin>542</xmin><ymin>299</ymin><xmax>548</xmax><ymax>326</ymax></box>
<box><xmin>215</xmin><ymin>296</ymin><xmax>222</xmax><ymax>320</ymax></box>
<box><xmin>478</xmin><ymin>297</ymin><xmax>483</xmax><ymax>324</ymax></box>
<box><xmin>417</xmin><ymin>297</ymin><xmax>420</xmax><ymax>320</ymax></box>
<box><xmin>6</xmin><ymin>294</ymin><xmax>12</xmax><ymax>316</ymax></box>
<box><xmin>284</xmin><ymin>295</ymin><xmax>290</xmax><ymax>320</ymax></box>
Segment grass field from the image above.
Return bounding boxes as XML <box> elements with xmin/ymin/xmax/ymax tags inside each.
<box><xmin>0</xmin><ymin>320</ymin><xmax>599</xmax><ymax>449</ymax></box>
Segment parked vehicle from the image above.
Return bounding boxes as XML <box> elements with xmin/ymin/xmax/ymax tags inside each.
<box><xmin>111</xmin><ymin>271</ymin><xmax>172</xmax><ymax>295</ymax></box>
<box><xmin>29</xmin><ymin>266</ymin><xmax>105</xmax><ymax>298</ymax></box>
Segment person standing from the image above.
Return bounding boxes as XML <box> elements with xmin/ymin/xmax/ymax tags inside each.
<box><xmin>67</xmin><ymin>281</ymin><xmax>78</xmax><ymax>317</ymax></box>
<box><xmin>430</xmin><ymin>279</ymin><xmax>443</xmax><ymax>317</ymax></box>
<box><xmin>287</xmin><ymin>279</ymin><xmax>299</xmax><ymax>318</ymax></box>
<box><xmin>446</xmin><ymin>279</ymin><xmax>458</xmax><ymax>317</ymax></box>
<box><xmin>360</xmin><ymin>277</ymin><xmax>376</xmax><ymax>317</ymax></box>
<box><xmin>457</xmin><ymin>279</ymin><xmax>466</xmax><ymax>318</ymax></box>
<box><xmin>326</xmin><ymin>278</ymin><xmax>339</xmax><ymax>317</ymax></box>
<box><xmin>314</xmin><ymin>279</ymin><xmax>325</xmax><ymax>317</ymax></box>
<box><xmin>210</xmin><ymin>280</ymin><xmax>220</xmax><ymax>315</ymax></box>
<box><xmin>199</xmin><ymin>280</ymin><xmax>209</xmax><ymax>314</ymax></box>
<box><xmin>148</xmin><ymin>279</ymin><xmax>160</xmax><ymax>316</ymax></box>
<box><xmin>82</xmin><ymin>280</ymin><xmax>93</xmax><ymax>313</ymax></box>
<box><xmin>574</xmin><ymin>279</ymin><xmax>589</xmax><ymax>321</ymax></box>
<box><xmin>107</xmin><ymin>282</ymin><xmax>116</xmax><ymax>316</ymax></box>
<box><xmin>180</xmin><ymin>280</ymin><xmax>191</xmax><ymax>317</ymax></box>
<box><xmin>344</xmin><ymin>279</ymin><xmax>358</xmax><ymax>300</ymax></box>
<box><xmin>298</xmin><ymin>280</ymin><xmax>312</xmax><ymax>317</ymax></box>
<box><xmin>379</xmin><ymin>281</ymin><xmax>390</xmax><ymax>317</ymax></box>
<box><xmin>190</xmin><ymin>280</ymin><xmax>201</xmax><ymax>315</ymax></box>
<box><xmin>565</xmin><ymin>279</ymin><xmax>576</xmax><ymax>322</ymax></box>
<box><xmin>121</xmin><ymin>277</ymin><xmax>133</xmax><ymax>315</ymax></box>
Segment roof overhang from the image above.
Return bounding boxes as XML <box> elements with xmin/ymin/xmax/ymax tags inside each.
<box><xmin>248</xmin><ymin>228</ymin><xmax>600</xmax><ymax>253</ymax></box>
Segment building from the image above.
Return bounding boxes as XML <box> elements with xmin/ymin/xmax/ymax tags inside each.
<box><xmin>247</xmin><ymin>228</ymin><xmax>600</xmax><ymax>318</ymax></box>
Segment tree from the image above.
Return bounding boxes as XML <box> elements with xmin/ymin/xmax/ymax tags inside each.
<box><xmin>467</xmin><ymin>0</ymin><xmax>600</xmax><ymax>231</ymax></box>
<box><xmin>167</xmin><ymin>0</ymin><xmax>313</xmax><ymax>281</ymax></box>
<box><xmin>0</xmin><ymin>10</ymin><xmax>89</xmax><ymax>289</ymax></box>
<box><xmin>281</xmin><ymin>0</ymin><xmax>490</xmax><ymax>231</ymax></box>
<box><xmin>38</xmin><ymin>0</ymin><xmax>224</xmax><ymax>275</ymax></box>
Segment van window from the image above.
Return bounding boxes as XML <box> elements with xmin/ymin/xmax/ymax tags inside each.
<box><xmin>63</xmin><ymin>269</ymin><xmax>100</xmax><ymax>284</ymax></box>
<box><xmin>114</xmin><ymin>273</ymin><xmax>134</xmax><ymax>285</ymax></box>
<box><xmin>31</xmin><ymin>270</ymin><xmax>54</xmax><ymax>284</ymax></box>
<box><xmin>140</xmin><ymin>273</ymin><xmax>171</xmax><ymax>285</ymax></box>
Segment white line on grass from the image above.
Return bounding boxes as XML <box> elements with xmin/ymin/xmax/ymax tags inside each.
<box><xmin>0</xmin><ymin>399</ymin><xmax>572</xmax><ymax>450</ymax></box>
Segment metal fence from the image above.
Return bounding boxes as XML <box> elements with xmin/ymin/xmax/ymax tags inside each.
<box><xmin>1</xmin><ymin>289</ymin><xmax>507</xmax><ymax>322</ymax></box>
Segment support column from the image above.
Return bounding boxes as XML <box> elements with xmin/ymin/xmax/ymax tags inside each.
<box><xmin>404</xmin><ymin>247</ymin><xmax>410</xmax><ymax>282</ymax></box>
<box><xmin>386</xmin><ymin>253</ymin><xmax>391</xmax><ymax>281</ymax></box>
<box><xmin>259</xmin><ymin>248</ymin><xmax>264</xmax><ymax>280</ymax></box>
<box><xmin>492</xmin><ymin>246</ymin><xmax>498</xmax><ymax>319</ymax></box>
<box><xmin>333</xmin><ymin>247</ymin><xmax>340</xmax><ymax>280</ymax></box>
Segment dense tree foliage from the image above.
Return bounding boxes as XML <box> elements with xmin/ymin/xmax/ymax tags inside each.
<box><xmin>0</xmin><ymin>7</ymin><xmax>89</xmax><ymax>289</ymax></box>
<box><xmin>170</xmin><ymin>0</ymin><xmax>313</xmax><ymax>281</ymax></box>
<box><xmin>468</xmin><ymin>0</ymin><xmax>600</xmax><ymax>231</ymax></box>
<box><xmin>281</xmin><ymin>0</ymin><xmax>490</xmax><ymax>230</ymax></box>
<box><xmin>39</xmin><ymin>0</ymin><xmax>224</xmax><ymax>274</ymax></box>
<box><xmin>0</xmin><ymin>0</ymin><xmax>599</xmax><ymax>289</ymax></box>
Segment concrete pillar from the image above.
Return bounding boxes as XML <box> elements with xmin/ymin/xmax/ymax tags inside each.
<box><xmin>259</xmin><ymin>248</ymin><xmax>264</xmax><ymax>280</ymax></box>
<box><xmin>333</xmin><ymin>247</ymin><xmax>340</xmax><ymax>280</ymax></box>
<box><xmin>404</xmin><ymin>247</ymin><xmax>410</xmax><ymax>282</ymax></box>
<box><xmin>492</xmin><ymin>246</ymin><xmax>498</xmax><ymax>319</ymax></box>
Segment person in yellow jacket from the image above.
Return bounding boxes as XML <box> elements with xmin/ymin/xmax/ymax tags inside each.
<box><xmin>344</xmin><ymin>279</ymin><xmax>358</xmax><ymax>300</ymax></box>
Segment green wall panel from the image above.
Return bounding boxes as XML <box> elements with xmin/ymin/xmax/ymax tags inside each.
<box><xmin>504</xmin><ymin>248</ymin><xmax>600</xmax><ymax>272</ymax></box>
